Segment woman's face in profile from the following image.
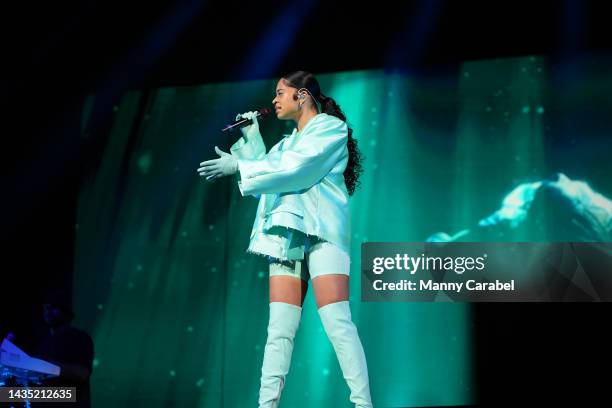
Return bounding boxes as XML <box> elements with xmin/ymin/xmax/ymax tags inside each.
<box><xmin>272</xmin><ymin>78</ymin><xmax>298</xmax><ymax>120</ymax></box>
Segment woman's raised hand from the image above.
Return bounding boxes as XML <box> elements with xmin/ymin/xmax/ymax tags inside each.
<box><xmin>236</xmin><ymin>111</ymin><xmax>261</xmax><ymax>142</ymax></box>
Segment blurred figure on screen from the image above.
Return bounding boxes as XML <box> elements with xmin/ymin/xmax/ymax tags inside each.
<box><xmin>427</xmin><ymin>172</ymin><xmax>612</xmax><ymax>243</ymax></box>
<box><xmin>426</xmin><ymin>172</ymin><xmax>612</xmax><ymax>301</ymax></box>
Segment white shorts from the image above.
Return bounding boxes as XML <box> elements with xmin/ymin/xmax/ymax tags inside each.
<box><xmin>268</xmin><ymin>235</ymin><xmax>351</xmax><ymax>281</ymax></box>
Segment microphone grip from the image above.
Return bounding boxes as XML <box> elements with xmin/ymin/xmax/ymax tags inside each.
<box><xmin>222</xmin><ymin>108</ymin><xmax>270</xmax><ymax>133</ymax></box>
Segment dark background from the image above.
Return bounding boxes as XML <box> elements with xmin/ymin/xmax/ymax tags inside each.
<box><xmin>2</xmin><ymin>0</ymin><xmax>611</xmax><ymax>405</ymax></box>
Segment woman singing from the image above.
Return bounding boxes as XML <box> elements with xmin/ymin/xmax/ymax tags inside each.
<box><xmin>198</xmin><ymin>71</ymin><xmax>372</xmax><ymax>407</ymax></box>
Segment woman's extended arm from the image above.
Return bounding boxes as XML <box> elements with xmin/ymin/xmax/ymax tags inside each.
<box><xmin>236</xmin><ymin>116</ymin><xmax>348</xmax><ymax>196</ymax></box>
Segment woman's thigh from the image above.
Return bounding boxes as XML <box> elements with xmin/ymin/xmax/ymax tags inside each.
<box><xmin>307</xmin><ymin>240</ymin><xmax>351</xmax><ymax>308</ymax></box>
<box><xmin>312</xmin><ymin>274</ymin><xmax>349</xmax><ymax>309</ymax></box>
<box><xmin>269</xmin><ymin>275</ymin><xmax>309</xmax><ymax>307</ymax></box>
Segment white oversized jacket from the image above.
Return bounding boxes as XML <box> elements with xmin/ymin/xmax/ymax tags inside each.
<box><xmin>230</xmin><ymin>113</ymin><xmax>350</xmax><ymax>260</ymax></box>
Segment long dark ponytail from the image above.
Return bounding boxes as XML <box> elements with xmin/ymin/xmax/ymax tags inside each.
<box><xmin>282</xmin><ymin>71</ymin><xmax>363</xmax><ymax>196</ymax></box>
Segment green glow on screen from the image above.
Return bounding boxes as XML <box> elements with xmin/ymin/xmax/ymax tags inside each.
<box><xmin>75</xmin><ymin>55</ymin><xmax>605</xmax><ymax>406</ymax></box>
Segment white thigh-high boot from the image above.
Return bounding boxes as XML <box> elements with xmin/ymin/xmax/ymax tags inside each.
<box><xmin>259</xmin><ymin>301</ymin><xmax>302</xmax><ymax>408</ymax></box>
<box><xmin>318</xmin><ymin>300</ymin><xmax>373</xmax><ymax>408</ymax></box>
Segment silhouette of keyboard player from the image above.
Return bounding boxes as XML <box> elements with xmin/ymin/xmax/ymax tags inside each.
<box><xmin>29</xmin><ymin>290</ymin><xmax>94</xmax><ymax>408</ymax></box>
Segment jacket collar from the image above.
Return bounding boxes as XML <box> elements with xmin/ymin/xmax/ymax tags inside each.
<box><xmin>285</xmin><ymin>113</ymin><xmax>325</xmax><ymax>138</ymax></box>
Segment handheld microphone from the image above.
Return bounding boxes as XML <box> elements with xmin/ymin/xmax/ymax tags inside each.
<box><xmin>222</xmin><ymin>107</ymin><xmax>272</xmax><ymax>133</ymax></box>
